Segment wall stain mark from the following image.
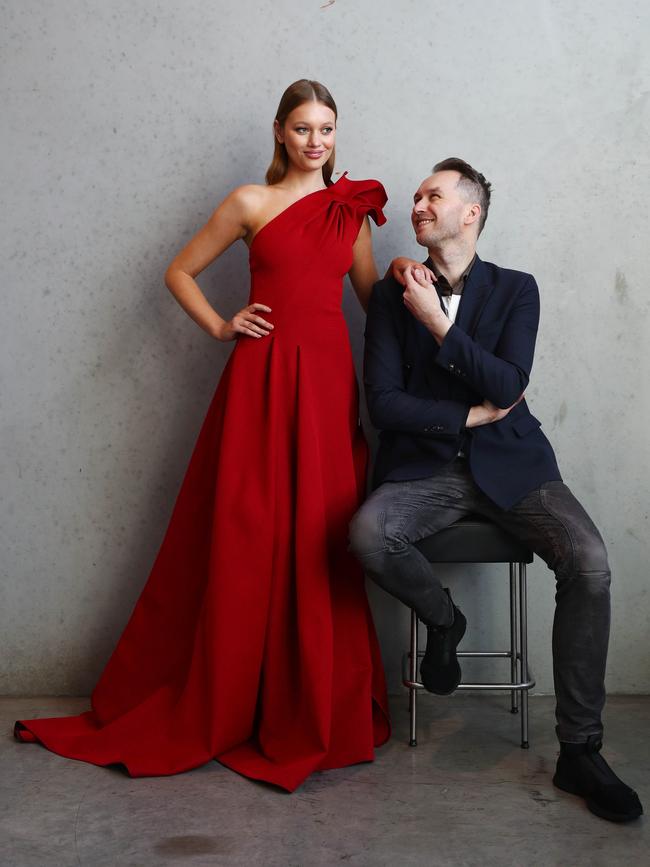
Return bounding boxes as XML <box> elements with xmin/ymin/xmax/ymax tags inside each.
<box><xmin>554</xmin><ymin>400</ymin><xmax>567</xmax><ymax>427</ymax></box>
<box><xmin>626</xmin><ymin>528</ymin><xmax>645</xmax><ymax>544</ymax></box>
<box><xmin>615</xmin><ymin>269</ymin><xmax>629</xmax><ymax>304</ymax></box>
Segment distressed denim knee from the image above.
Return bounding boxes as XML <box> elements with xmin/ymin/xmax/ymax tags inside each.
<box><xmin>553</xmin><ymin>523</ymin><xmax>611</xmax><ymax>582</ymax></box>
<box><xmin>575</xmin><ymin>530</ymin><xmax>610</xmax><ymax>577</ymax></box>
<box><xmin>348</xmin><ymin>501</ymin><xmax>387</xmax><ymax>560</ymax></box>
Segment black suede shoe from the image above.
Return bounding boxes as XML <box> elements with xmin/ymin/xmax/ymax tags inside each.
<box><xmin>419</xmin><ymin>589</ymin><xmax>466</xmax><ymax>695</ymax></box>
<box><xmin>553</xmin><ymin>737</ymin><xmax>643</xmax><ymax>822</ymax></box>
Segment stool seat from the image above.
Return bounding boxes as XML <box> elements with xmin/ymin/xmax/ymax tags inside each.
<box><xmin>416</xmin><ymin>516</ymin><xmax>533</xmax><ymax>564</ymax></box>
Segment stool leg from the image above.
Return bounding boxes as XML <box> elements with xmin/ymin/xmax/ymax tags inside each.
<box><xmin>518</xmin><ymin>563</ymin><xmax>530</xmax><ymax>749</ymax></box>
<box><xmin>509</xmin><ymin>563</ymin><xmax>519</xmax><ymax>714</ymax></box>
<box><xmin>409</xmin><ymin>609</ymin><xmax>418</xmax><ymax>747</ymax></box>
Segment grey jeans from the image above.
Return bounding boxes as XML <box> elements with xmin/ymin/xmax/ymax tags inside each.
<box><xmin>349</xmin><ymin>458</ymin><xmax>611</xmax><ymax>744</ymax></box>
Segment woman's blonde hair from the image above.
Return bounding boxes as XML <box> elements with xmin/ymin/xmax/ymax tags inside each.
<box><xmin>265</xmin><ymin>79</ymin><xmax>337</xmax><ymax>186</ymax></box>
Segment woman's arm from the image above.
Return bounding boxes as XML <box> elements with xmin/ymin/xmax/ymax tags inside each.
<box><xmin>164</xmin><ymin>186</ymin><xmax>274</xmax><ymax>341</ymax></box>
<box><xmin>347</xmin><ymin>217</ymin><xmax>379</xmax><ymax>312</ymax></box>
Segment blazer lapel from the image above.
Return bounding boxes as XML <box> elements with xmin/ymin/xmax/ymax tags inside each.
<box><xmin>454</xmin><ymin>256</ymin><xmax>494</xmax><ymax>335</ymax></box>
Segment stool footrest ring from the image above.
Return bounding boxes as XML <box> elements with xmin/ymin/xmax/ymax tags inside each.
<box><xmin>403</xmin><ymin>677</ymin><xmax>536</xmax><ymax>691</ymax></box>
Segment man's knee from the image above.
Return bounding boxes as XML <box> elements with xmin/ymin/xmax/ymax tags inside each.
<box><xmin>577</xmin><ymin>531</ymin><xmax>609</xmax><ymax>575</ymax></box>
<box><xmin>550</xmin><ymin>518</ymin><xmax>610</xmax><ymax>579</ymax></box>
<box><xmin>555</xmin><ymin>528</ymin><xmax>611</xmax><ymax>599</ymax></box>
<box><xmin>348</xmin><ymin>502</ymin><xmax>386</xmax><ymax>560</ymax></box>
<box><xmin>574</xmin><ymin>528</ymin><xmax>610</xmax><ymax>578</ymax></box>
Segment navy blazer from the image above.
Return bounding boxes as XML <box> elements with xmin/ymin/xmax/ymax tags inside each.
<box><xmin>364</xmin><ymin>255</ymin><xmax>562</xmax><ymax>510</ymax></box>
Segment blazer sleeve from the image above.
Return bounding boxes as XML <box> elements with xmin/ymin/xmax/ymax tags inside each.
<box><xmin>364</xmin><ymin>279</ymin><xmax>471</xmax><ymax>438</ymax></box>
<box><xmin>435</xmin><ymin>274</ymin><xmax>540</xmax><ymax>408</ymax></box>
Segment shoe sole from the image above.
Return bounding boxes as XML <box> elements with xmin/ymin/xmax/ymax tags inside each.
<box><xmin>553</xmin><ymin>774</ymin><xmax>643</xmax><ymax>823</ymax></box>
<box><xmin>420</xmin><ymin>662</ymin><xmax>462</xmax><ymax>695</ymax></box>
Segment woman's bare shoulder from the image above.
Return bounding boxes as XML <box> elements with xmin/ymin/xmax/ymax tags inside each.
<box><xmin>208</xmin><ymin>184</ymin><xmax>271</xmax><ymax>230</ymax></box>
<box><xmin>226</xmin><ymin>183</ymin><xmax>273</xmax><ymax>211</ymax></box>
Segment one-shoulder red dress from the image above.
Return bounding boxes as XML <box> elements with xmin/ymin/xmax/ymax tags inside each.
<box><xmin>15</xmin><ymin>174</ymin><xmax>391</xmax><ymax>792</ymax></box>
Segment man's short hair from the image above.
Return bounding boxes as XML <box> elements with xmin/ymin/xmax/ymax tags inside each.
<box><xmin>433</xmin><ymin>157</ymin><xmax>492</xmax><ymax>236</ymax></box>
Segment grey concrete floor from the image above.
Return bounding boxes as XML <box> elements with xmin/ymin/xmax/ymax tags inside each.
<box><xmin>1</xmin><ymin>694</ymin><xmax>647</xmax><ymax>867</ymax></box>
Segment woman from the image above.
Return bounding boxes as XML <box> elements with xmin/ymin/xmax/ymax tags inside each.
<box><xmin>15</xmin><ymin>80</ymin><xmax>417</xmax><ymax>792</ymax></box>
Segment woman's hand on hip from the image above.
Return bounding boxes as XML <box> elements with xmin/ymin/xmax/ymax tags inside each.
<box><xmin>217</xmin><ymin>303</ymin><xmax>274</xmax><ymax>341</ymax></box>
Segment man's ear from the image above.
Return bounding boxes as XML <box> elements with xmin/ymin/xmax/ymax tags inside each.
<box><xmin>465</xmin><ymin>203</ymin><xmax>481</xmax><ymax>227</ymax></box>
<box><xmin>273</xmin><ymin>119</ymin><xmax>284</xmax><ymax>144</ymax></box>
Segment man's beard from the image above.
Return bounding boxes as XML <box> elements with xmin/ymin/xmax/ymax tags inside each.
<box><xmin>416</xmin><ymin>223</ymin><xmax>457</xmax><ymax>248</ymax></box>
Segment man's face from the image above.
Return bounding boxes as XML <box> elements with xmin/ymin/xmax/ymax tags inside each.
<box><xmin>411</xmin><ymin>171</ymin><xmax>471</xmax><ymax>248</ymax></box>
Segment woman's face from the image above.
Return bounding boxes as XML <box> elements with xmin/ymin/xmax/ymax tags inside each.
<box><xmin>275</xmin><ymin>101</ymin><xmax>336</xmax><ymax>175</ymax></box>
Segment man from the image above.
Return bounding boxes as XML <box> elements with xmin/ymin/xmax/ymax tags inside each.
<box><xmin>349</xmin><ymin>158</ymin><xmax>643</xmax><ymax>823</ymax></box>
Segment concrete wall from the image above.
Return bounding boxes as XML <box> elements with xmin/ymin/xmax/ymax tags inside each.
<box><xmin>2</xmin><ymin>0</ymin><xmax>649</xmax><ymax>696</ymax></box>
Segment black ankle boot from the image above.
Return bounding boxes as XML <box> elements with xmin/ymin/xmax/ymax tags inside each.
<box><xmin>419</xmin><ymin>589</ymin><xmax>467</xmax><ymax>695</ymax></box>
<box><xmin>553</xmin><ymin>736</ymin><xmax>643</xmax><ymax>822</ymax></box>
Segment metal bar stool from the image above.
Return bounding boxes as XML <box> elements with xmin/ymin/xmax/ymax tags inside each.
<box><xmin>402</xmin><ymin>516</ymin><xmax>535</xmax><ymax>749</ymax></box>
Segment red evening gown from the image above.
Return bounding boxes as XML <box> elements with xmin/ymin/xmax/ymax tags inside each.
<box><xmin>15</xmin><ymin>173</ymin><xmax>391</xmax><ymax>792</ymax></box>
